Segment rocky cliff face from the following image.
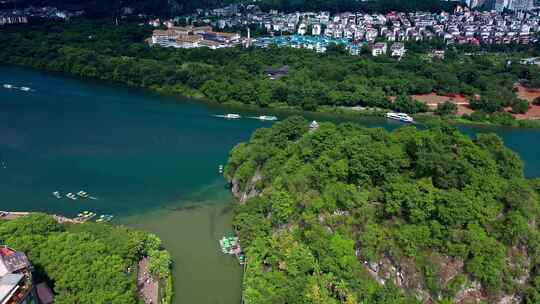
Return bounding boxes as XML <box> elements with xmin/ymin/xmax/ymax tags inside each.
<box><xmin>359</xmin><ymin>251</ymin><xmax>527</xmax><ymax>304</ymax></box>
<box><xmin>230</xmin><ymin>168</ymin><xmax>262</xmax><ymax>204</ymax></box>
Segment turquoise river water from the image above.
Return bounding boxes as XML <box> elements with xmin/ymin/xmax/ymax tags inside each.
<box><xmin>1</xmin><ymin>65</ymin><xmax>540</xmax><ymax>304</ymax></box>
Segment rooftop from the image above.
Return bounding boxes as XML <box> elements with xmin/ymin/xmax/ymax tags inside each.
<box><xmin>0</xmin><ymin>247</ymin><xmax>32</xmax><ymax>304</ymax></box>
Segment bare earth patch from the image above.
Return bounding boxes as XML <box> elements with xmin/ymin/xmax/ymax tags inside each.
<box><xmin>412</xmin><ymin>93</ymin><xmax>473</xmax><ymax>116</ymax></box>
<box><xmin>508</xmin><ymin>85</ymin><xmax>540</xmax><ymax>119</ymax></box>
<box><xmin>515</xmin><ymin>84</ymin><xmax>540</xmax><ymax>102</ymax></box>
<box><xmin>513</xmin><ymin>105</ymin><xmax>540</xmax><ymax>120</ymax></box>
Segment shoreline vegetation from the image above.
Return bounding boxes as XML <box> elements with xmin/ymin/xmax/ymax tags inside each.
<box><xmin>225</xmin><ymin>117</ymin><xmax>540</xmax><ymax>303</ymax></box>
<box><xmin>0</xmin><ymin>213</ymin><xmax>173</xmax><ymax>304</ymax></box>
<box><xmin>3</xmin><ymin>21</ymin><xmax>540</xmax><ymax>128</ymax></box>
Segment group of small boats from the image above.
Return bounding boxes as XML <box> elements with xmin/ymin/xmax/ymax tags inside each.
<box><xmin>76</xmin><ymin>211</ymin><xmax>96</xmax><ymax>220</ymax></box>
<box><xmin>73</xmin><ymin>211</ymin><xmax>114</xmax><ymax>223</ymax></box>
<box><xmin>52</xmin><ymin>190</ymin><xmax>98</xmax><ymax>200</ymax></box>
<box><xmin>3</xmin><ymin>84</ymin><xmax>33</xmax><ymax>92</ymax></box>
<box><xmin>213</xmin><ymin>114</ymin><xmax>278</xmax><ymax>121</ymax></box>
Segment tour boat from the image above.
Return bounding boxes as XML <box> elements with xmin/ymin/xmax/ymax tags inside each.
<box><xmin>386</xmin><ymin>112</ymin><xmax>414</xmax><ymax>123</ymax></box>
<box><xmin>52</xmin><ymin>191</ymin><xmax>62</xmax><ymax>199</ymax></box>
<box><xmin>19</xmin><ymin>87</ymin><xmax>31</xmax><ymax>92</ymax></box>
<box><xmin>3</xmin><ymin>84</ymin><xmax>13</xmax><ymax>89</ymax></box>
<box><xmin>214</xmin><ymin>114</ymin><xmax>241</xmax><ymax>119</ymax></box>
<box><xmin>255</xmin><ymin>115</ymin><xmax>278</xmax><ymax>121</ymax></box>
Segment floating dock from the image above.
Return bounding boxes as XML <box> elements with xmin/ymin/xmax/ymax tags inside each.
<box><xmin>219</xmin><ymin>235</ymin><xmax>246</xmax><ymax>264</ymax></box>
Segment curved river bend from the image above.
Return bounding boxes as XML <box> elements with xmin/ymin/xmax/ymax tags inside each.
<box><xmin>1</xmin><ymin>66</ymin><xmax>540</xmax><ymax>304</ymax></box>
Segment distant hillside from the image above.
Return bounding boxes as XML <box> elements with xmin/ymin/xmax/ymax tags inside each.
<box><xmin>4</xmin><ymin>0</ymin><xmax>458</xmax><ymax>17</ymax></box>
<box><xmin>6</xmin><ymin>0</ymin><xmax>234</xmax><ymax>17</ymax></box>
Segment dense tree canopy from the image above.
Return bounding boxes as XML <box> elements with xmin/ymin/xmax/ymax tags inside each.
<box><xmin>0</xmin><ymin>214</ymin><xmax>171</xmax><ymax>304</ymax></box>
<box><xmin>226</xmin><ymin>117</ymin><xmax>540</xmax><ymax>303</ymax></box>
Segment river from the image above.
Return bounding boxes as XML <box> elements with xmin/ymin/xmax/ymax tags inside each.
<box><xmin>1</xmin><ymin>65</ymin><xmax>540</xmax><ymax>304</ymax></box>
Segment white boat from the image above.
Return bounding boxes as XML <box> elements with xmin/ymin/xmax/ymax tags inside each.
<box><xmin>386</xmin><ymin>112</ymin><xmax>414</xmax><ymax>123</ymax></box>
<box><xmin>20</xmin><ymin>87</ymin><xmax>31</xmax><ymax>92</ymax></box>
<box><xmin>3</xmin><ymin>84</ymin><xmax>13</xmax><ymax>89</ymax></box>
<box><xmin>214</xmin><ymin>114</ymin><xmax>241</xmax><ymax>119</ymax></box>
<box><xmin>66</xmin><ymin>193</ymin><xmax>77</xmax><ymax>200</ymax></box>
<box><xmin>253</xmin><ymin>115</ymin><xmax>278</xmax><ymax>121</ymax></box>
<box><xmin>219</xmin><ymin>165</ymin><xmax>224</xmax><ymax>173</ymax></box>
<box><xmin>52</xmin><ymin>191</ymin><xmax>61</xmax><ymax>199</ymax></box>
<box><xmin>77</xmin><ymin>191</ymin><xmax>89</xmax><ymax>198</ymax></box>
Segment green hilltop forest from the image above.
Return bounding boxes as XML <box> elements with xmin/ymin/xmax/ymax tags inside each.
<box><xmin>225</xmin><ymin>117</ymin><xmax>540</xmax><ymax>303</ymax></box>
<box><xmin>0</xmin><ymin>214</ymin><xmax>172</xmax><ymax>304</ymax></box>
<box><xmin>2</xmin><ymin>21</ymin><xmax>540</xmax><ymax>127</ymax></box>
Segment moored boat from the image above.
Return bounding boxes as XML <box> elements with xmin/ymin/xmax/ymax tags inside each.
<box><xmin>386</xmin><ymin>112</ymin><xmax>414</xmax><ymax>123</ymax></box>
<box><xmin>52</xmin><ymin>191</ymin><xmax>62</xmax><ymax>199</ymax></box>
<box><xmin>66</xmin><ymin>193</ymin><xmax>78</xmax><ymax>200</ymax></box>
<box><xmin>77</xmin><ymin>190</ymin><xmax>89</xmax><ymax>198</ymax></box>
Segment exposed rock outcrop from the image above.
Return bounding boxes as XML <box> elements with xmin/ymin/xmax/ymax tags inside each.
<box><xmin>230</xmin><ymin>168</ymin><xmax>262</xmax><ymax>204</ymax></box>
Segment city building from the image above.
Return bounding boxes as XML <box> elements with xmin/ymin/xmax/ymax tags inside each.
<box><xmin>152</xmin><ymin>4</ymin><xmax>540</xmax><ymax>54</ymax></box>
<box><xmin>429</xmin><ymin>49</ymin><xmax>446</xmax><ymax>59</ymax></box>
<box><xmin>0</xmin><ymin>247</ymin><xmax>37</xmax><ymax>304</ymax></box>
<box><xmin>509</xmin><ymin>0</ymin><xmax>534</xmax><ymax>10</ymax></box>
<box><xmin>372</xmin><ymin>42</ymin><xmax>387</xmax><ymax>56</ymax></box>
<box><xmin>150</xmin><ymin>25</ymin><xmax>240</xmax><ymax>49</ymax></box>
<box><xmin>390</xmin><ymin>42</ymin><xmax>406</xmax><ymax>57</ymax></box>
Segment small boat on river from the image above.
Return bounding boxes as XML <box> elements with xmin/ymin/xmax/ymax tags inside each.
<box><xmin>66</xmin><ymin>193</ymin><xmax>77</xmax><ymax>200</ymax></box>
<box><xmin>3</xmin><ymin>84</ymin><xmax>13</xmax><ymax>89</ymax></box>
<box><xmin>77</xmin><ymin>191</ymin><xmax>89</xmax><ymax>198</ymax></box>
<box><xmin>52</xmin><ymin>191</ymin><xmax>62</xmax><ymax>199</ymax></box>
<box><xmin>96</xmin><ymin>214</ymin><xmax>114</xmax><ymax>223</ymax></box>
<box><xmin>213</xmin><ymin>114</ymin><xmax>241</xmax><ymax>119</ymax></box>
<box><xmin>386</xmin><ymin>112</ymin><xmax>414</xmax><ymax>123</ymax></box>
<box><xmin>219</xmin><ymin>165</ymin><xmax>224</xmax><ymax>174</ymax></box>
<box><xmin>251</xmin><ymin>115</ymin><xmax>278</xmax><ymax>121</ymax></box>
<box><xmin>19</xmin><ymin>87</ymin><xmax>31</xmax><ymax>92</ymax></box>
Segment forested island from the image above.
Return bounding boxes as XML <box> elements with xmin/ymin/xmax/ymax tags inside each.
<box><xmin>225</xmin><ymin>117</ymin><xmax>540</xmax><ymax>303</ymax></box>
<box><xmin>0</xmin><ymin>214</ymin><xmax>173</xmax><ymax>304</ymax></box>
<box><xmin>2</xmin><ymin>20</ymin><xmax>540</xmax><ymax>127</ymax></box>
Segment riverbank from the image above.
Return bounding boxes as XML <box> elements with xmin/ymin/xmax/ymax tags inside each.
<box><xmin>123</xmin><ymin>204</ymin><xmax>243</xmax><ymax>304</ymax></box>
<box><xmin>1</xmin><ymin>210</ymin><xmax>97</xmax><ymax>224</ymax></box>
<box><xmin>5</xmin><ymin>60</ymin><xmax>540</xmax><ymax>129</ymax></box>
